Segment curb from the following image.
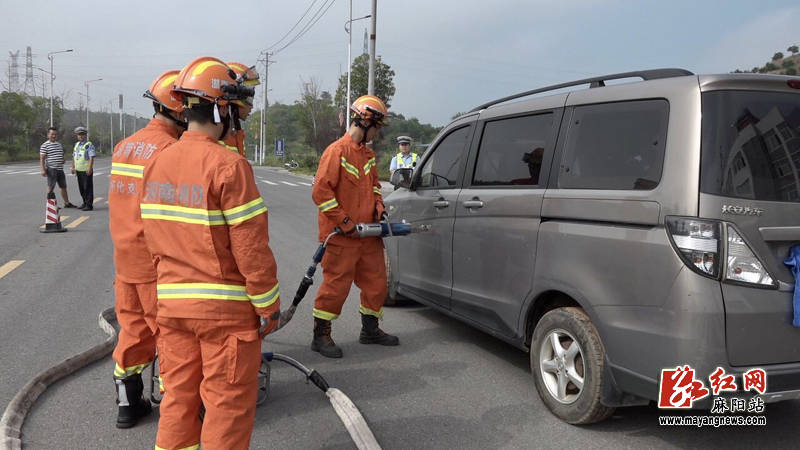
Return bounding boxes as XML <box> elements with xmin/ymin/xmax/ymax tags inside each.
<box><xmin>0</xmin><ymin>308</ymin><xmax>117</xmax><ymax>450</ymax></box>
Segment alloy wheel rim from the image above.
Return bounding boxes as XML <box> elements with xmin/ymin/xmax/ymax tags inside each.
<box><xmin>539</xmin><ymin>328</ymin><xmax>585</xmax><ymax>404</ymax></box>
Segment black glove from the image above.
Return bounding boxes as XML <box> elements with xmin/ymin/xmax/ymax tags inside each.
<box><xmin>337</xmin><ymin>216</ymin><xmax>357</xmax><ymax>235</ymax></box>
<box><xmin>380</xmin><ymin>211</ymin><xmax>389</xmax><ymax>222</ymax></box>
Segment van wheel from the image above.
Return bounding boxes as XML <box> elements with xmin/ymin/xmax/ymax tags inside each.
<box><xmin>384</xmin><ymin>249</ymin><xmax>401</xmax><ymax>306</ymax></box>
<box><xmin>531</xmin><ymin>307</ymin><xmax>614</xmax><ymax>424</ymax></box>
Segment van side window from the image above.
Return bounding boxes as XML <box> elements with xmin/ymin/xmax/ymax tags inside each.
<box><xmin>418</xmin><ymin>125</ymin><xmax>472</xmax><ymax>188</ymax></box>
<box><xmin>472</xmin><ymin>113</ymin><xmax>553</xmax><ymax>186</ymax></box>
<box><xmin>559</xmin><ymin>99</ymin><xmax>669</xmax><ymax>190</ymax></box>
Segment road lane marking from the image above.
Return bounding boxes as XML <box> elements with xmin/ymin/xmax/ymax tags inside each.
<box><xmin>6</xmin><ymin>171</ymin><xmax>29</xmax><ymax>174</ymax></box>
<box><xmin>93</xmin><ymin>171</ymin><xmax>104</xmax><ymax>176</ymax></box>
<box><xmin>280</xmin><ymin>181</ymin><xmax>298</xmax><ymax>186</ymax></box>
<box><xmin>65</xmin><ymin>216</ymin><xmax>89</xmax><ymax>229</ymax></box>
<box><xmin>25</xmin><ymin>171</ymin><xmax>42</xmax><ymax>175</ymax></box>
<box><xmin>261</xmin><ymin>180</ymin><xmax>278</xmax><ymax>185</ymax></box>
<box><xmin>297</xmin><ymin>182</ymin><xmax>312</xmax><ymax>186</ymax></box>
<box><xmin>93</xmin><ymin>197</ymin><xmax>104</xmax><ymax>204</ymax></box>
<box><xmin>0</xmin><ymin>260</ymin><xmax>25</xmax><ymax>279</ymax></box>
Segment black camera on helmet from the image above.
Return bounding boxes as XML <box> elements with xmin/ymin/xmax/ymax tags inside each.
<box><xmin>222</xmin><ymin>83</ymin><xmax>256</xmax><ymax>100</ymax></box>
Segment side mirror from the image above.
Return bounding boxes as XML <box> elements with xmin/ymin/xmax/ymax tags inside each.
<box><xmin>390</xmin><ymin>168</ymin><xmax>413</xmax><ymax>189</ymax></box>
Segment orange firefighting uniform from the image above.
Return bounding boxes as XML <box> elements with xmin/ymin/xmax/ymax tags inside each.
<box><xmin>222</xmin><ymin>128</ymin><xmax>246</xmax><ymax>157</ymax></box>
<box><xmin>141</xmin><ymin>130</ymin><xmax>280</xmax><ymax>450</ymax></box>
<box><xmin>109</xmin><ymin>118</ymin><xmax>178</xmax><ymax>382</ymax></box>
<box><xmin>312</xmin><ymin>133</ymin><xmax>387</xmax><ymax>321</ymax></box>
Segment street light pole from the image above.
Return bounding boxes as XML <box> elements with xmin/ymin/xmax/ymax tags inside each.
<box><xmin>368</xmin><ymin>0</ymin><xmax>377</xmax><ymax>95</ymax></box>
<box><xmin>47</xmin><ymin>49</ymin><xmax>73</xmax><ymax>127</ymax></box>
<box><xmin>345</xmin><ymin>5</ymin><xmax>371</xmax><ymax>129</ymax></box>
<box><xmin>84</xmin><ymin>78</ymin><xmax>102</xmax><ymax>136</ymax></box>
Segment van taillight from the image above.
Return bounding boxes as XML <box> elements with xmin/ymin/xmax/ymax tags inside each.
<box><xmin>666</xmin><ymin>216</ymin><xmax>777</xmax><ymax>287</ymax></box>
<box><xmin>666</xmin><ymin>217</ymin><xmax>721</xmax><ymax>278</ymax></box>
<box><xmin>788</xmin><ymin>80</ymin><xmax>800</xmax><ymax>89</ymax></box>
<box><xmin>725</xmin><ymin>225</ymin><xmax>776</xmax><ymax>287</ymax></box>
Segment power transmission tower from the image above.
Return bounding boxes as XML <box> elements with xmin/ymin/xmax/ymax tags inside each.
<box><xmin>22</xmin><ymin>46</ymin><xmax>35</xmax><ymax>95</ymax></box>
<box><xmin>8</xmin><ymin>51</ymin><xmax>20</xmax><ymax>92</ymax></box>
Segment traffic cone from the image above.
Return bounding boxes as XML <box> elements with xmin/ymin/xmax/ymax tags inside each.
<box><xmin>41</xmin><ymin>192</ymin><xmax>67</xmax><ymax>233</ymax></box>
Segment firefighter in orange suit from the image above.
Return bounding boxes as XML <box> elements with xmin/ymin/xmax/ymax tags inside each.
<box><xmin>310</xmin><ymin>95</ymin><xmax>399</xmax><ymax>359</ymax></box>
<box><xmin>222</xmin><ymin>61</ymin><xmax>259</xmax><ymax>156</ymax></box>
<box><xmin>141</xmin><ymin>56</ymin><xmax>280</xmax><ymax>450</ymax></box>
<box><xmin>108</xmin><ymin>70</ymin><xmax>185</xmax><ymax>428</ymax></box>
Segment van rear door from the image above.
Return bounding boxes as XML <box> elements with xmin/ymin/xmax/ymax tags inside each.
<box><xmin>699</xmin><ymin>77</ymin><xmax>800</xmax><ymax>366</ymax></box>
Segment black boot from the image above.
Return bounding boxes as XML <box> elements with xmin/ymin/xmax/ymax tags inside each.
<box><xmin>311</xmin><ymin>318</ymin><xmax>343</xmax><ymax>358</ymax></box>
<box><xmin>115</xmin><ymin>373</ymin><xmax>152</xmax><ymax>429</ymax></box>
<box><xmin>359</xmin><ymin>314</ymin><xmax>399</xmax><ymax>346</ymax></box>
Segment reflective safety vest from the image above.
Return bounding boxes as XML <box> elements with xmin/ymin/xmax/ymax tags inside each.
<box><xmin>395</xmin><ymin>152</ymin><xmax>418</xmax><ymax>169</ymax></box>
<box><xmin>74</xmin><ymin>141</ymin><xmax>93</xmax><ymax>172</ymax></box>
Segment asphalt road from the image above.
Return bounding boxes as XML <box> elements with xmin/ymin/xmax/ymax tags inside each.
<box><xmin>1</xmin><ymin>156</ymin><xmax>799</xmax><ymax>449</ymax></box>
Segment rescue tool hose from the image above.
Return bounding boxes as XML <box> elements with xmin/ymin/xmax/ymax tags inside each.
<box><xmin>1</xmin><ymin>307</ymin><xmax>117</xmax><ymax>450</ymax></box>
<box><xmin>262</xmin><ymin>353</ymin><xmax>380</xmax><ymax>450</ymax></box>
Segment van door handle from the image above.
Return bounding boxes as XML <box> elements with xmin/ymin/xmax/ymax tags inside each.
<box><xmin>463</xmin><ymin>200</ymin><xmax>484</xmax><ymax>209</ymax></box>
<box><xmin>432</xmin><ymin>200</ymin><xmax>449</xmax><ymax>209</ymax></box>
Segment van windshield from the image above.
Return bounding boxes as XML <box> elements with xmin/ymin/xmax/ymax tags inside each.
<box><xmin>701</xmin><ymin>90</ymin><xmax>800</xmax><ymax>202</ymax></box>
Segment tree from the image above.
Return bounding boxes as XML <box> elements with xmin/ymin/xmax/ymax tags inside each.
<box><xmin>786</xmin><ymin>68</ymin><xmax>798</xmax><ymax>76</ymax></box>
<box><xmin>765</xmin><ymin>62</ymin><xmax>779</xmax><ymax>72</ymax></box>
<box><xmin>334</xmin><ymin>54</ymin><xmax>396</xmax><ymax>109</ymax></box>
<box><xmin>788</xmin><ymin>45</ymin><xmax>799</xmax><ymax>56</ymax></box>
<box><xmin>296</xmin><ymin>77</ymin><xmax>340</xmax><ymax>155</ymax></box>
<box><xmin>773</xmin><ymin>52</ymin><xmax>784</xmax><ymax>61</ymax></box>
<box><xmin>783</xmin><ymin>59</ymin><xmax>796</xmax><ymax>69</ymax></box>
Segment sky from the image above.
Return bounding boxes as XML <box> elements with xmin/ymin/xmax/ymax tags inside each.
<box><xmin>1</xmin><ymin>0</ymin><xmax>798</xmax><ymax>128</ymax></box>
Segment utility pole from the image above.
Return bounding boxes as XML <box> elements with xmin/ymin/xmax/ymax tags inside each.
<box><xmin>109</xmin><ymin>100</ymin><xmax>114</xmax><ymax>152</ymax></box>
<box><xmin>259</xmin><ymin>52</ymin><xmax>273</xmax><ymax>165</ymax></box>
<box><xmin>367</xmin><ymin>0</ymin><xmax>377</xmax><ymax>95</ymax></box>
<box><xmin>47</xmin><ymin>49</ymin><xmax>73</xmax><ymax>127</ymax></box>
<box><xmin>84</xmin><ymin>78</ymin><xmax>102</xmax><ymax>136</ymax></box>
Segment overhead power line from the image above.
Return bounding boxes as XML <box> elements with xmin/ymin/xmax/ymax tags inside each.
<box><xmin>266</xmin><ymin>0</ymin><xmax>320</xmax><ymax>52</ymax></box>
<box><xmin>272</xmin><ymin>0</ymin><xmax>337</xmax><ymax>55</ymax></box>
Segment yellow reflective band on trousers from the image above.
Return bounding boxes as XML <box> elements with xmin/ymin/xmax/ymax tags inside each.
<box><xmin>141</xmin><ymin>204</ymin><xmax>226</xmax><ymax>226</ymax></box>
<box><xmin>340</xmin><ymin>157</ymin><xmax>360</xmax><ymax>178</ymax></box>
<box><xmin>359</xmin><ymin>305</ymin><xmax>384</xmax><ymax>318</ymax></box>
<box><xmin>249</xmin><ymin>283</ymin><xmax>280</xmax><ymax>308</ymax></box>
<box><xmin>111</xmin><ymin>162</ymin><xmax>144</xmax><ymax>179</ymax></box>
<box><xmin>363</xmin><ymin>157</ymin><xmax>376</xmax><ymax>174</ymax></box>
<box><xmin>113</xmin><ymin>361</ymin><xmax>151</xmax><ymax>379</ymax></box>
<box><xmin>317</xmin><ymin>198</ymin><xmax>338</xmax><ymax>212</ymax></box>
<box><xmin>313</xmin><ymin>308</ymin><xmax>339</xmax><ymax>321</ymax></box>
<box><xmin>157</xmin><ymin>283</ymin><xmax>249</xmax><ymax>301</ymax></box>
<box><xmin>373</xmin><ymin>186</ymin><xmax>382</xmax><ymax>195</ymax></box>
<box><xmin>222</xmin><ymin>197</ymin><xmax>267</xmax><ymax>225</ymax></box>
<box><xmin>155</xmin><ymin>444</ymin><xmax>199</xmax><ymax>450</ymax></box>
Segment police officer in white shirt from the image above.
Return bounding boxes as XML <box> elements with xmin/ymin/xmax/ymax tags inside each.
<box><xmin>389</xmin><ymin>135</ymin><xmax>419</xmax><ymax>175</ymax></box>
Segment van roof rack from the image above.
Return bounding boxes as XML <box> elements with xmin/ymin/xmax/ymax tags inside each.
<box><xmin>468</xmin><ymin>68</ymin><xmax>694</xmax><ymax>113</ymax></box>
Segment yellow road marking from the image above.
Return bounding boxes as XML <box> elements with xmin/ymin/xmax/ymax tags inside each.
<box><xmin>40</xmin><ymin>215</ymin><xmax>70</xmax><ymax>229</ymax></box>
<box><xmin>93</xmin><ymin>197</ymin><xmax>104</xmax><ymax>204</ymax></box>
<box><xmin>0</xmin><ymin>260</ymin><xmax>24</xmax><ymax>279</ymax></box>
<box><xmin>65</xmin><ymin>216</ymin><xmax>89</xmax><ymax>229</ymax></box>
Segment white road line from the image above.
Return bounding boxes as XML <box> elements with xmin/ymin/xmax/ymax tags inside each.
<box><xmin>5</xmin><ymin>171</ymin><xmax>29</xmax><ymax>175</ymax></box>
<box><xmin>25</xmin><ymin>171</ymin><xmax>42</xmax><ymax>175</ymax></box>
<box><xmin>0</xmin><ymin>260</ymin><xmax>25</xmax><ymax>279</ymax></box>
<box><xmin>93</xmin><ymin>197</ymin><xmax>104</xmax><ymax>204</ymax></box>
<box><xmin>260</xmin><ymin>180</ymin><xmax>278</xmax><ymax>185</ymax></box>
<box><xmin>93</xmin><ymin>172</ymin><xmax>103</xmax><ymax>176</ymax></box>
<box><xmin>280</xmin><ymin>181</ymin><xmax>298</xmax><ymax>186</ymax></box>
<box><xmin>297</xmin><ymin>182</ymin><xmax>312</xmax><ymax>186</ymax></box>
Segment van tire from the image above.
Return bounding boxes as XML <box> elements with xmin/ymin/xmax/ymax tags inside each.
<box><xmin>530</xmin><ymin>307</ymin><xmax>615</xmax><ymax>424</ymax></box>
<box><xmin>384</xmin><ymin>249</ymin><xmax>401</xmax><ymax>306</ymax></box>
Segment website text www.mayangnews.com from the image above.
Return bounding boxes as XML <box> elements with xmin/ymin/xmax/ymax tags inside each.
<box><xmin>659</xmin><ymin>415</ymin><xmax>766</xmax><ymax>427</ymax></box>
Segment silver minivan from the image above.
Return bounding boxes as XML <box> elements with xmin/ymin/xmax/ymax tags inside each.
<box><xmin>385</xmin><ymin>69</ymin><xmax>800</xmax><ymax>423</ymax></box>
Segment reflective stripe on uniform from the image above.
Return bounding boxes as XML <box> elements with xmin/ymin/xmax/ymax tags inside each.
<box><xmin>395</xmin><ymin>153</ymin><xmax>418</xmax><ymax>169</ymax></box>
<box><xmin>155</xmin><ymin>444</ymin><xmax>200</xmax><ymax>450</ymax></box>
<box><xmin>373</xmin><ymin>187</ymin><xmax>381</xmax><ymax>195</ymax></box>
<box><xmin>113</xmin><ymin>361</ymin><xmax>151</xmax><ymax>379</ymax></box>
<box><xmin>223</xmin><ymin>197</ymin><xmax>267</xmax><ymax>225</ymax></box>
<box><xmin>363</xmin><ymin>157</ymin><xmax>376</xmax><ymax>174</ymax></box>
<box><xmin>218</xmin><ymin>140</ymin><xmax>239</xmax><ymax>152</ymax></box>
<box><xmin>141</xmin><ymin>204</ymin><xmax>226</xmax><ymax>226</ymax></box>
<box><xmin>157</xmin><ymin>282</ymin><xmax>249</xmax><ymax>301</ymax></box>
<box><xmin>340</xmin><ymin>157</ymin><xmax>360</xmax><ymax>178</ymax></box>
<box><xmin>317</xmin><ymin>198</ymin><xmax>338</xmax><ymax>212</ymax></box>
<box><xmin>110</xmin><ymin>162</ymin><xmax>144</xmax><ymax>179</ymax></box>
<box><xmin>313</xmin><ymin>308</ymin><xmax>339</xmax><ymax>321</ymax></box>
<box><xmin>359</xmin><ymin>305</ymin><xmax>384</xmax><ymax>319</ymax></box>
<box><xmin>249</xmin><ymin>283</ymin><xmax>280</xmax><ymax>308</ymax></box>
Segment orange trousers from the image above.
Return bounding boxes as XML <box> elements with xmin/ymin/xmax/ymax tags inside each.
<box><xmin>154</xmin><ymin>316</ymin><xmax>261</xmax><ymax>450</ymax></box>
<box><xmin>313</xmin><ymin>238</ymin><xmax>387</xmax><ymax>321</ymax></box>
<box><xmin>112</xmin><ymin>280</ymin><xmax>157</xmax><ymax>380</ymax></box>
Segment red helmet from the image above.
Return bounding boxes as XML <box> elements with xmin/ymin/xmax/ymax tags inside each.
<box><xmin>172</xmin><ymin>56</ymin><xmax>237</xmax><ymax>108</ymax></box>
<box><xmin>350</xmin><ymin>95</ymin><xmax>388</xmax><ymax>126</ymax></box>
<box><xmin>143</xmin><ymin>70</ymin><xmax>183</xmax><ymax>112</ymax></box>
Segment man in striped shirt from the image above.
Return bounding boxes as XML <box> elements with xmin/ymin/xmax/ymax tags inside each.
<box><xmin>39</xmin><ymin>127</ymin><xmax>77</xmax><ymax>208</ymax></box>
